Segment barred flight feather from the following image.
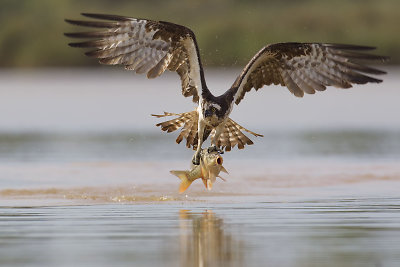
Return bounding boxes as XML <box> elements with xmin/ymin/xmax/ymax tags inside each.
<box><xmin>65</xmin><ymin>13</ymin><xmax>205</xmax><ymax>103</ymax></box>
<box><xmin>230</xmin><ymin>43</ymin><xmax>388</xmax><ymax>105</ymax></box>
<box><xmin>152</xmin><ymin>111</ymin><xmax>262</xmax><ymax>151</ymax></box>
<box><xmin>67</xmin><ymin>15</ymin><xmax>388</xmax><ymax>157</ymax></box>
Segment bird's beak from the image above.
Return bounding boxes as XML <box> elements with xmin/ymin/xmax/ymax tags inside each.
<box><xmin>204</xmin><ymin>110</ymin><xmax>212</xmax><ymax>118</ymax></box>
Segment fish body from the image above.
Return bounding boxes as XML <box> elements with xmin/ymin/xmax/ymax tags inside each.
<box><xmin>170</xmin><ymin>147</ymin><xmax>228</xmax><ymax>193</ymax></box>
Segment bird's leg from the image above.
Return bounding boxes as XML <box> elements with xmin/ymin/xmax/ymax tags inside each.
<box><xmin>192</xmin><ymin>120</ymin><xmax>205</xmax><ymax>165</ymax></box>
<box><xmin>209</xmin><ymin>123</ymin><xmax>225</xmax><ymax>154</ymax></box>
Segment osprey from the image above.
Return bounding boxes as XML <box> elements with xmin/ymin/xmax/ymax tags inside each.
<box><xmin>65</xmin><ymin>13</ymin><xmax>388</xmax><ymax>164</ymax></box>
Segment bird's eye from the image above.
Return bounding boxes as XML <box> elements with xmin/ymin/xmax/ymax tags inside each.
<box><xmin>211</xmin><ymin>107</ymin><xmax>216</xmax><ymax>112</ymax></box>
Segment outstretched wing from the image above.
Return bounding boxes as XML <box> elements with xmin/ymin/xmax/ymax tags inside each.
<box><xmin>65</xmin><ymin>13</ymin><xmax>206</xmax><ymax>103</ymax></box>
<box><xmin>229</xmin><ymin>43</ymin><xmax>388</xmax><ymax>104</ymax></box>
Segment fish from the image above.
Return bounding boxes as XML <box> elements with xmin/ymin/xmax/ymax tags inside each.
<box><xmin>170</xmin><ymin>147</ymin><xmax>228</xmax><ymax>193</ymax></box>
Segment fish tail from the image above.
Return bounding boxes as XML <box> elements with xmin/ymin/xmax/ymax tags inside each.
<box><xmin>170</xmin><ymin>171</ymin><xmax>193</xmax><ymax>193</ymax></box>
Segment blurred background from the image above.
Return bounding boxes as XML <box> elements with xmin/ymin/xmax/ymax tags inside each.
<box><xmin>1</xmin><ymin>0</ymin><xmax>399</xmax><ymax>68</ymax></box>
<box><xmin>0</xmin><ymin>0</ymin><xmax>399</xmax><ymax>161</ymax></box>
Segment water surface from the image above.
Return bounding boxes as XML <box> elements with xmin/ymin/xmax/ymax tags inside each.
<box><xmin>1</xmin><ymin>200</ymin><xmax>400</xmax><ymax>267</ymax></box>
<box><xmin>1</xmin><ymin>69</ymin><xmax>399</xmax><ymax>266</ymax></box>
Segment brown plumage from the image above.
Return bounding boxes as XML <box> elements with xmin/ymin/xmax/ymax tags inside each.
<box><xmin>65</xmin><ymin>13</ymin><xmax>203</xmax><ymax>103</ymax></box>
<box><xmin>66</xmin><ymin>14</ymin><xmax>388</xmax><ymax>158</ymax></box>
<box><xmin>151</xmin><ymin>111</ymin><xmax>262</xmax><ymax>151</ymax></box>
<box><xmin>229</xmin><ymin>43</ymin><xmax>388</xmax><ymax>104</ymax></box>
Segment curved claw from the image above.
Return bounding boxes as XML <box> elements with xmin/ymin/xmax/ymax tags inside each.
<box><xmin>192</xmin><ymin>151</ymin><xmax>201</xmax><ymax>165</ymax></box>
<box><xmin>207</xmin><ymin>145</ymin><xmax>223</xmax><ymax>154</ymax></box>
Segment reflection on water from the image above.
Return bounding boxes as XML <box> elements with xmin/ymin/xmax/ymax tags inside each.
<box><xmin>1</xmin><ymin>69</ymin><xmax>400</xmax><ymax>266</ymax></box>
<box><xmin>178</xmin><ymin>210</ymin><xmax>243</xmax><ymax>267</ymax></box>
<box><xmin>1</xmin><ymin>201</ymin><xmax>400</xmax><ymax>266</ymax></box>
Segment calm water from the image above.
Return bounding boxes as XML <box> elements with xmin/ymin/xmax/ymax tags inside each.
<box><xmin>1</xmin><ymin>201</ymin><xmax>400</xmax><ymax>267</ymax></box>
<box><xmin>1</xmin><ymin>69</ymin><xmax>400</xmax><ymax>266</ymax></box>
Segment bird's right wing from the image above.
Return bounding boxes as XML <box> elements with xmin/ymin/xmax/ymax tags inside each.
<box><xmin>65</xmin><ymin>13</ymin><xmax>207</xmax><ymax>103</ymax></box>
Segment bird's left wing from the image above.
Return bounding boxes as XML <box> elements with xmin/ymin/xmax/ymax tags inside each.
<box><xmin>65</xmin><ymin>13</ymin><xmax>206</xmax><ymax>103</ymax></box>
<box><xmin>228</xmin><ymin>43</ymin><xmax>388</xmax><ymax>105</ymax></box>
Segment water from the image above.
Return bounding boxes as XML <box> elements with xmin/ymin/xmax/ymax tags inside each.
<box><xmin>1</xmin><ymin>201</ymin><xmax>400</xmax><ymax>266</ymax></box>
<box><xmin>1</xmin><ymin>69</ymin><xmax>400</xmax><ymax>266</ymax></box>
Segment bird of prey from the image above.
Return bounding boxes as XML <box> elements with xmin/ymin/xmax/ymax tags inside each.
<box><xmin>65</xmin><ymin>13</ymin><xmax>388</xmax><ymax>164</ymax></box>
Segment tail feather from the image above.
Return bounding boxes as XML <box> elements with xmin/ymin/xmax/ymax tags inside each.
<box><xmin>153</xmin><ymin>113</ymin><xmax>185</xmax><ymax>133</ymax></box>
<box><xmin>176</xmin><ymin>121</ymin><xmax>190</xmax><ymax>144</ymax></box>
<box><xmin>186</xmin><ymin>117</ymin><xmax>198</xmax><ymax>149</ymax></box>
<box><xmin>177</xmin><ymin>115</ymin><xmax>196</xmax><ymax>144</ymax></box>
<box><xmin>230</xmin><ymin>119</ymin><xmax>263</xmax><ymax>137</ymax></box>
<box><xmin>170</xmin><ymin>170</ymin><xmax>193</xmax><ymax>193</ymax></box>
<box><xmin>151</xmin><ymin>111</ymin><xmax>181</xmax><ymax>118</ymax></box>
<box><xmin>152</xmin><ymin>111</ymin><xmax>198</xmax><ymax>149</ymax></box>
<box><xmin>153</xmin><ymin>111</ymin><xmax>263</xmax><ymax>152</ymax></box>
<box><xmin>217</xmin><ymin>119</ymin><xmax>258</xmax><ymax>151</ymax></box>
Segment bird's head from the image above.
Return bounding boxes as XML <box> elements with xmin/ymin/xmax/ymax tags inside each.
<box><xmin>204</xmin><ymin>104</ymin><xmax>221</xmax><ymax>118</ymax></box>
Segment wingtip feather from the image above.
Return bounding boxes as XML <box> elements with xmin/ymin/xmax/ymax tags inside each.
<box><xmin>64</xmin><ymin>18</ymin><xmax>118</xmax><ymax>28</ymax></box>
<box><xmin>327</xmin><ymin>43</ymin><xmax>376</xmax><ymax>51</ymax></box>
<box><xmin>81</xmin><ymin>13</ymin><xmax>132</xmax><ymax>21</ymax></box>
